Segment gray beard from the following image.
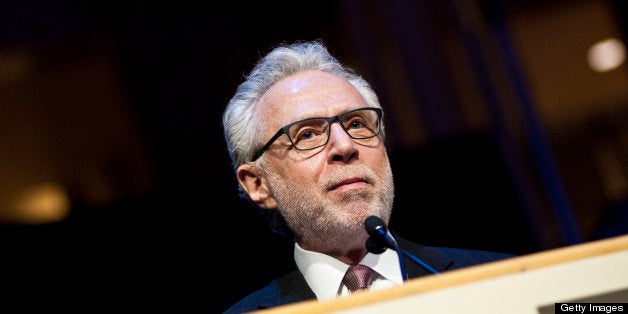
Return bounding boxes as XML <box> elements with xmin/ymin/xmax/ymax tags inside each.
<box><xmin>264</xmin><ymin>160</ymin><xmax>394</xmax><ymax>252</ymax></box>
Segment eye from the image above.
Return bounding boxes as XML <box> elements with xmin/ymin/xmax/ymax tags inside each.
<box><xmin>345</xmin><ymin>117</ymin><xmax>366</xmax><ymax>130</ymax></box>
<box><xmin>290</xmin><ymin>121</ymin><xmax>327</xmax><ymax>146</ymax></box>
<box><xmin>297</xmin><ymin>129</ymin><xmax>317</xmax><ymax>141</ymax></box>
<box><xmin>348</xmin><ymin>119</ymin><xmax>365</xmax><ymax>129</ymax></box>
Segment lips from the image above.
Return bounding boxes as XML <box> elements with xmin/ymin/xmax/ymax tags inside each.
<box><xmin>329</xmin><ymin>177</ymin><xmax>368</xmax><ymax>190</ymax></box>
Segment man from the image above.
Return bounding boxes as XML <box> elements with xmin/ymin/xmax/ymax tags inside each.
<box><xmin>222</xmin><ymin>40</ymin><xmax>513</xmax><ymax>313</ymax></box>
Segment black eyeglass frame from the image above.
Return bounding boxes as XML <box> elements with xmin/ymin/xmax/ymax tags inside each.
<box><xmin>251</xmin><ymin>107</ymin><xmax>383</xmax><ymax>162</ymax></box>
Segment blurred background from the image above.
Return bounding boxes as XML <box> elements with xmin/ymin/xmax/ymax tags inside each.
<box><xmin>1</xmin><ymin>0</ymin><xmax>627</xmax><ymax>311</ymax></box>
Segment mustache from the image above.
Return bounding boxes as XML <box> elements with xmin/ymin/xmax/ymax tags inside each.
<box><xmin>323</xmin><ymin>166</ymin><xmax>377</xmax><ymax>190</ymax></box>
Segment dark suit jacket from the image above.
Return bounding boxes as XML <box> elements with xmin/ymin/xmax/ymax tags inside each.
<box><xmin>223</xmin><ymin>236</ymin><xmax>514</xmax><ymax>314</ymax></box>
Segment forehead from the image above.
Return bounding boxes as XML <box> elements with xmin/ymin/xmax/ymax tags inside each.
<box><xmin>255</xmin><ymin>70</ymin><xmax>368</xmax><ymax>128</ymax></box>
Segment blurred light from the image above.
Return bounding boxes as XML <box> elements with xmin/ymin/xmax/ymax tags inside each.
<box><xmin>0</xmin><ymin>50</ymin><xmax>35</xmax><ymax>83</ymax></box>
<box><xmin>12</xmin><ymin>182</ymin><xmax>71</xmax><ymax>224</ymax></box>
<box><xmin>587</xmin><ymin>38</ymin><xmax>626</xmax><ymax>73</ymax></box>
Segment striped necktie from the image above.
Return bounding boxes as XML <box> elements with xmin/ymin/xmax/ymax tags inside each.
<box><xmin>343</xmin><ymin>264</ymin><xmax>376</xmax><ymax>293</ymax></box>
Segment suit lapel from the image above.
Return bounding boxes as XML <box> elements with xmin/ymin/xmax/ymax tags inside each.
<box><xmin>257</xmin><ymin>270</ymin><xmax>317</xmax><ymax>310</ymax></box>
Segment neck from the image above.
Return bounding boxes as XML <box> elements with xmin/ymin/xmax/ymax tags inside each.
<box><xmin>297</xmin><ymin>238</ymin><xmax>368</xmax><ymax>265</ymax></box>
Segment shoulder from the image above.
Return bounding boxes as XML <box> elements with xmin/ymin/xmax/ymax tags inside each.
<box><xmin>223</xmin><ymin>281</ymin><xmax>281</xmax><ymax>314</ymax></box>
<box><xmin>432</xmin><ymin>246</ymin><xmax>515</xmax><ymax>269</ymax></box>
<box><xmin>223</xmin><ymin>270</ymin><xmax>314</xmax><ymax>314</ymax></box>
<box><xmin>395</xmin><ymin>234</ymin><xmax>515</xmax><ymax>272</ymax></box>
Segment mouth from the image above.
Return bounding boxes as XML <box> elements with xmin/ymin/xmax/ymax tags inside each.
<box><xmin>329</xmin><ymin>177</ymin><xmax>369</xmax><ymax>191</ymax></box>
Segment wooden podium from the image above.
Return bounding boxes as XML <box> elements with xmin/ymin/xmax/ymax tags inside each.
<box><xmin>254</xmin><ymin>234</ymin><xmax>628</xmax><ymax>314</ymax></box>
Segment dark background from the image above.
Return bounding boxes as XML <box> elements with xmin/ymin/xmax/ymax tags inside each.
<box><xmin>1</xmin><ymin>0</ymin><xmax>627</xmax><ymax>311</ymax></box>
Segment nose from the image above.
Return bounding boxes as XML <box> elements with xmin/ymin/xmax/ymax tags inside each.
<box><xmin>326</xmin><ymin>122</ymin><xmax>358</xmax><ymax>163</ymax></box>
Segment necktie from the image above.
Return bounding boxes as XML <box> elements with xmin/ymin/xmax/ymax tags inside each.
<box><xmin>342</xmin><ymin>264</ymin><xmax>376</xmax><ymax>293</ymax></box>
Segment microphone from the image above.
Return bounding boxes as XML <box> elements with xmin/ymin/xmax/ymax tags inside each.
<box><xmin>364</xmin><ymin>216</ymin><xmax>440</xmax><ymax>277</ymax></box>
<box><xmin>365</xmin><ymin>237</ymin><xmax>387</xmax><ymax>254</ymax></box>
<box><xmin>364</xmin><ymin>216</ymin><xmax>398</xmax><ymax>250</ymax></box>
<box><xmin>364</xmin><ymin>216</ymin><xmax>407</xmax><ymax>280</ymax></box>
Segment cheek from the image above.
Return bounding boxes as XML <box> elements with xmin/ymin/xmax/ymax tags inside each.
<box><xmin>290</xmin><ymin>165</ymin><xmax>316</xmax><ymax>183</ymax></box>
<box><xmin>271</xmin><ymin>160</ymin><xmax>318</xmax><ymax>185</ymax></box>
<box><xmin>367</xmin><ymin>149</ymin><xmax>390</xmax><ymax>169</ymax></box>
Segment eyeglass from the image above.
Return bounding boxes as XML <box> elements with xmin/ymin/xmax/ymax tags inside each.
<box><xmin>251</xmin><ymin>107</ymin><xmax>383</xmax><ymax>161</ymax></box>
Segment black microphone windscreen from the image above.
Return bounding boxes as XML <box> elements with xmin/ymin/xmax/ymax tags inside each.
<box><xmin>364</xmin><ymin>215</ymin><xmax>387</xmax><ymax>236</ymax></box>
<box><xmin>365</xmin><ymin>237</ymin><xmax>387</xmax><ymax>254</ymax></box>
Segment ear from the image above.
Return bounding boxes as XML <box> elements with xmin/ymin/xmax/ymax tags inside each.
<box><xmin>236</xmin><ymin>163</ymin><xmax>277</xmax><ymax>209</ymax></box>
